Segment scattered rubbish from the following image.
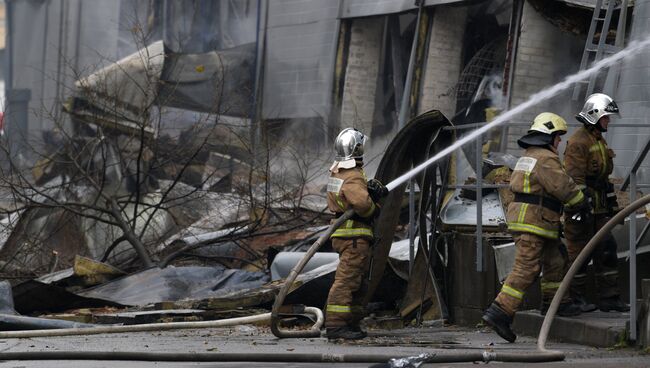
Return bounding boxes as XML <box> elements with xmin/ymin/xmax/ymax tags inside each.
<box><xmin>368</xmin><ymin>353</ymin><xmax>436</xmax><ymax>368</ymax></box>
<box><xmin>387</xmin><ymin>353</ymin><xmax>436</xmax><ymax>368</ymax></box>
<box><xmin>235</xmin><ymin>324</ymin><xmax>258</xmax><ymax>335</ymax></box>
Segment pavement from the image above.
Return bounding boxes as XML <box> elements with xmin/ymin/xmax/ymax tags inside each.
<box><xmin>0</xmin><ymin>321</ymin><xmax>647</xmax><ymax>367</ymax></box>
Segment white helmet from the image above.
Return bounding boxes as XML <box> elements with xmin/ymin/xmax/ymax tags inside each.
<box><xmin>334</xmin><ymin>128</ymin><xmax>366</xmax><ymax>161</ymax></box>
<box><xmin>576</xmin><ymin>93</ymin><xmax>620</xmax><ymax>125</ymax></box>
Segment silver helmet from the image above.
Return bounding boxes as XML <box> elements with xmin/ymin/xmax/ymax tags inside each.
<box><xmin>576</xmin><ymin>93</ymin><xmax>620</xmax><ymax>125</ymax></box>
<box><xmin>334</xmin><ymin>128</ymin><xmax>366</xmax><ymax>161</ymax></box>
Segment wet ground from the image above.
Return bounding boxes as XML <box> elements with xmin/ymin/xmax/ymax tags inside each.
<box><xmin>0</xmin><ymin>323</ymin><xmax>647</xmax><ymax>367</ymax></box>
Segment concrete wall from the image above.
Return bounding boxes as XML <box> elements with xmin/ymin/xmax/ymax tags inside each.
<box><xmin>263</xmin><ymin>0</ymin><xmax>339</xmax><ymax>120</ymax></box>
<box><xmin>339</xmin><ymin>17</ymin><xmax>383</xmax><ymax>135</ymax></box>
<box><xmin>418</xmin><ymin>5</ymin><xmax>468</xmax><ymax>118</ymax></box>
<box><xmin>609</xmin><ymin>0</ymin><xmax>650</xmax><ymax>184</ymax></box>
<box><xmin>7</xmin><ymin>0</ymin><xmax>122</xmax><ymax>135</ymax></box>
<box><xmin>505</xmin><ymin>2</ymin><xmax>583</xmax><ymax>155</ymax></box>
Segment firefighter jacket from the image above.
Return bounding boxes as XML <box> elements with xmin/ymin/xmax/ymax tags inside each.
<box><xmin>327</xmin><ymin>164</ymin><xmax>376</xmax><ymax>239</ymax></box>
<box><xmin>564</xmin><ymin>126</ymin><xmax>616</xmax><ymax>215</ymax></box>
<box><xmin>507</xmin><ymin>146</ymin><xmax>585</xmax><ymax>239</ymax></box>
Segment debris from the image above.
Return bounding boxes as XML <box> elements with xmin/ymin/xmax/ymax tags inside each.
<box><xmin>77</xmin><ymin>266</ymin><xmax>269</xmax><ymax>307</ymax></box>
<box><xmin>72</xmin><ymin>256</ymin><xmax>126</xmax><ymax>287</ymax></box>
<box><xmin>12</xmin><ymin>279</ymin><xmax>122</xmax><ymax>315</ymax></box>
<box><xmin>269</xmin><ymin>252</ymin><xmax>338</xmax><ymax>281</ymax></box>
<box><xmin>385</xmin><ymin>353</ymin><xmax>436</xmax><ymax>368</ymax></box>
<box><xmin>0</xmin><ymin>313</ymin><xmax>95</xmax><ymax>331</ymax></box>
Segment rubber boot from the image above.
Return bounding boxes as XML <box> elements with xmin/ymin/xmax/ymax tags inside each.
<box><xmin>572</xmin><ymin>295</ymin><xmax>597</xmax><ymax>313</ymax></box>
<box><xmin>570</xmin><ymin>274</ymin><xmax>596</xmax><ymax>312</ymax></box>
<box><xmin>540</xmin><ymin>301</ymin><xmax>582</xmax><ymax>317</ymax></box>
<box><xmin>598</xmin><ymin>296</ymin><xmax>630</xmax><ymax>312</ymax></box>
<box><xmin>326</xmin><ymin>326</ymin><xmax>366</xmax><ymax>340</ymax></box>
<box><xmin>482</xmin><ymin>303</ymin><xmax>516</xmax><ymax>343</ymax></box>
<box><xmin>350</xmin><ymin>324</ymin><xmax>368</xmax><ymax>338</ymax></box>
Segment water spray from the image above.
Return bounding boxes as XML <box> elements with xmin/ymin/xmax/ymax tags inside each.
<box><xmin>268</xmin><ymin>34</ymin><xmax>650</xmax><ymax>363</ymax></box>
<box><xmin>2</xmin><ymin>32</ymin><xmax>649</xmax><ymax>368</ymax></box>
<box><xmin>386</xmin><ymin>36</ymin><xmax>650</xmax><ymax>191</ymax></box>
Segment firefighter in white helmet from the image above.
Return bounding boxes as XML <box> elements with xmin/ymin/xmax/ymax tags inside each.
<box><xmin>563</xmin><ymin>93</ymin><xmax>629</xmax><ymax>313</ymax></box>
<box><xmin>482</xmin><ymin>112</ymin><xmax>590</xmax><ymax>343</ymax></box>
<box><xmin>324</xmin><ymin>128</ymin><xmax>387</xmax><ymax>340</ymax></box>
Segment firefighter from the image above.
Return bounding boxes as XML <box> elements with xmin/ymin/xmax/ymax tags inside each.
<box><xmin>563</xmin><ymin>93</ymin><xmax>629</xmax><ymax>313</ymax></box>
<box><xmin>482</xmin><ymin>112</ymin><xmax>590</xmax><ymax>343</ymax></box>
<box><xmin>324</xmin><ymin>127</ymin><xmax>388</xmax><ymax>340</ymax></box>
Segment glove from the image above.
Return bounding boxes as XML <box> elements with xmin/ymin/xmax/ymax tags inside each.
<box><xmin>565</xmin><ymin>197</ymin><xmax>593</xmax><ymax>224</ymax></box>
<box><xmin>367</xmin><ymin>178</ymin><xmax>389</xmax><ymax>203</ymax></box>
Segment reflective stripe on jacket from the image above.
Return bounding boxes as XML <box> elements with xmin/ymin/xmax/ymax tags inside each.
<box><xmin>327</xmin><ymin>164</ymin><xmax>376</xmax><ymax>239</ymax></box>
<box><xmin>564</xmin><ymin>126</ymin><xmax>615</xmax><ymax>214</ymax></box>
<box><xmin>507</xmin><ymin>146</ymin><xmax>585</xmax><ymax>239</ymax></box>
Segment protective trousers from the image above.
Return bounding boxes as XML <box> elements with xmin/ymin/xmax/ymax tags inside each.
<box><xmin>565</xmin><ymin>214</ymin><xmax>619</xmax><ymax>299</ymax></box>
<box><xmin>325</xmin><ymin>238</ymin><xmax>370</xmax><ymax>328</ymax></box>
<box><xmin>495</xmin><ymin>233</ymin><xmax>569</xmax><ymax>316</ymax></box>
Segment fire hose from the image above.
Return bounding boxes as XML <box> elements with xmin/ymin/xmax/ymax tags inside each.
<box><xmin>268</xmin><ymin>186</ymin><xmax>650</xmax><ymax>364</ymax></box>
<box><xmin>0</xmin><ymin>196</ymin><xmax>641</xmax><ymax>364</ymax></box>
<box><xmin>538</xmin><ymin>194</ymin><xmax>650</xmax><ymax>351</ymax></box>
<box><xmin>0</xmin><ymin>197</ymin><xmax>643</xmax><ymax>365</ymax></box>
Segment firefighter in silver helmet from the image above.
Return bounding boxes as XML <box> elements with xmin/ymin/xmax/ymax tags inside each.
<box><xmin>324</xmin><ymin>127</ymin><xmax>388</xmax><ymax>340</ymax></box>
<box><xmin>563</xmin><ymin>93</ymin><xmax>629</xmax><ymax>313</ymax></box>
<box><xmin>482</xmin><ymin>112</ymin><xmax>590</xmax><ymax>343</ymax></box>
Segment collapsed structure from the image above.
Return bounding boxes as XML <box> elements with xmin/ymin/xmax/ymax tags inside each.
<box><xmin>0</xmin><ymin>0</ymin><xmax>649</xmax><ymax>347</ymax></box>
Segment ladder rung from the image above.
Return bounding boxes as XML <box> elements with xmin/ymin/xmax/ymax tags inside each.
<box><xmin>603</xmin><ymin>44</ymin><xmax>622</xmax><ymax>53</ymax></box>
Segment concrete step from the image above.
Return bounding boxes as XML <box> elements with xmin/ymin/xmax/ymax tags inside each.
<box><xmin>513</xmin><ymin>310</ymin><xmax>628</xmax><ymax>348</ymax></box>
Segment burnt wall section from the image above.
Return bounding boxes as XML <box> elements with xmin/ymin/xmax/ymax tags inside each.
<box><xmin>418</xmin><ymin>6</ymin><xmax>468</xmax><ymax>118</ymax></box>
<box><xmin>339</xmin><ymin>17</ymin><xmax>383</xmax><ymax>136</ymax></box>
<box><xmin>506</xmin><ymin>1</ymin><xmax>582</xmax><ymax>154</ymax></box>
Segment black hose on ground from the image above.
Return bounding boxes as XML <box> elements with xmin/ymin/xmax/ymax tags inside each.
<box><xmin>0</xmin><ymin>350</ymin><xmax>564</xmax><ymax>363</ymax></box>
<box><xmin>270</xmin><ymin>209</ymin><xmax>355</xmax><ymax>338</ymax></box>
<box><xmin>538</xmin><ymin>194</ymin><xmax>650</xmax><ymax>351</ymax></box>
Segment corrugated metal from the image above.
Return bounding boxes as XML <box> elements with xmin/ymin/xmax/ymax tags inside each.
<box><xmin>610</xmin><ymin>0</ymin><xmax>650</xmax><ymax>185</ymax></box>
<box><xmin>340</xmin><ymin>0</ymin><xmax>465</xmax><ymax>18</ymax></box>
<box><xmin>556</xmin><ymin>0</ymin><xmax>599</xmax><ymax>9</ymax></box>
<box><xmin>262</xmin><ymin>0</ymin><xmax>339</xmax><ymax>119</ymax></box>
<box><xmin>7</xmin><ymin>0</ymin><xmax>122</xmax><ymax>133</ymax></box>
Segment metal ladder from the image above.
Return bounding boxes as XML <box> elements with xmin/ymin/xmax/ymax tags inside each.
<box><xmin>572</xmin><ymin>0</ymin><xmax>629</xmax><ymax>101</ymax></box>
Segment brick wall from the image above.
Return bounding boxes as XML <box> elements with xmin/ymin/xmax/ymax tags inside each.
<box><xmin>340</xmin><ymin>17</ymin><xmax>383</xmax><ymax>135</ymax></box>
<box><xmin>418</xmin><ymin>5</ymin><xmax>467</xmax><ymax>118</ymax></box>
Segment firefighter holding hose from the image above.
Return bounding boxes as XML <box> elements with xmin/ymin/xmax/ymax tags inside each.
<box><xmin>563</xmin><ymin>93</ymin><xmax>629</xmax><ymax>313</ymax></box>
<box><xmin>324</xmin><ymin>128</ymin><xmax>388</xmax><ymax>340</ymax></box>
<box><xmin>482</xmin><ymin>112</ymin><xmax>591</xmax><ymax>343</ymax></box>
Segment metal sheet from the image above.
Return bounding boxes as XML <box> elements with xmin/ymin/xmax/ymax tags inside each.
<box><xmin>78</xmin><ymin>266</ymin><xmax>270</xmax><ymax>307</ymax></box>
<box><xmin>340</xmin><ymin>0</ymin><xmax>467</xmax><ymax>18</ymax></box>
<box><xmin>440</xmin><ymin>191</ymin><xmax>506</xmax><ymax>227</ymax></box>
<box><xmin>492</xmin><ymin>241</ymin><xmax>515</xmax><ymax>283</ymax></box>
<box><xmin>262</xmin><ymin>1</ymin><xmax>339</xmax><ymax>119</ymax></box>
<box><xmin>270</xmin><ymin>252</ymin><xmax>339</xmax><ymax>281</ymax></box>
<box><xmin>363</xmin><ymin>109</ymin><xmax>453</xmax><ymax>305</ymax></box>
<box><xmin>12</xmin><ymin>280</ymin><xmax>123</xmax><ymax>315</ymax></box>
